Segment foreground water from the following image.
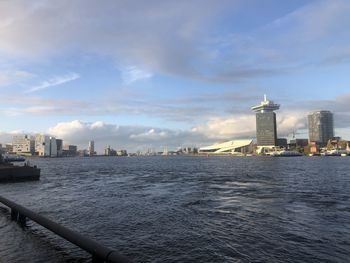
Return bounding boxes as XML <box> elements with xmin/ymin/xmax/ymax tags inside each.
<box><xmin>0</xmin><ymin>156</ymin><xmax>349</xmax><ymax>262</ymax></box>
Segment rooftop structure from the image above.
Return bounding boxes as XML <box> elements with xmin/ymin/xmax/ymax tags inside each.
<box><xmin>251</xmin><ymin>94</ymin><xmax>280</xmax><ymax>113</ymax></box>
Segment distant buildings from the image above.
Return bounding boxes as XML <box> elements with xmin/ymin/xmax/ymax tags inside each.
<box><xmin>251</xmin><ymin>95</ymin><xmax>280</xmax><ymax>147</ymax></box>
<box><xmin>308</xmin><ymin>110</ymin><xmax>334</xmax><ymax>146</ymax></box>
<box><xmin>104</xmin><ymin>145</ymin><xmax>127</xmax><ymax>156</ymax></box>
<box><xmin>104</xmin><ymin>145</ymin><xmax>116</xmax><ymax>156</ymax></box>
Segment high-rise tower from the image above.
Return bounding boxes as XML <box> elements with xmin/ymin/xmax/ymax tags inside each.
<box><xmin>308</xmin><ymin>110</ymin><xmax>334</xmax><ymax>146</ymax></box>
<box><xmin>251</xmin><ymin>95</ymin><xmax>280</xmax><ymax>146</ymax></box>
<box><xmin>88</xmin><ymin>140</ymin><xmax>95</xmax><ymax>156</ymax></box>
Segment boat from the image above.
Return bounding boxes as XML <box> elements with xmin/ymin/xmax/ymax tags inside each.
<box><xmin>308</xmin><ymin>153</ymin><xmax>320</xmax><ymax>156</ymax></box>
<box><xmin>2</xmin><ymin>154</ymin><xmax>26</xmax><ymax>162</ymax></box>
<box><xmin>271</xmin><ymin>150</ymin><xmax>302</xmax><ymax>157</ymax></box>
<box><xmin>324</xmin><ymin>150</ymin><xmax>341</xmax><ymax>156</ymax></box>
<box><xmin>0</xmin><ymin>154</ymin><xmax>40</xmax><ymax>182</ymax></box>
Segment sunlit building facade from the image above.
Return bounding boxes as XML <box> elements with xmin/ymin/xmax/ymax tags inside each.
<box><xmin>12</xmin><ymin>135</ymin><xmax>35</xmax><ymax>156</ymax></box>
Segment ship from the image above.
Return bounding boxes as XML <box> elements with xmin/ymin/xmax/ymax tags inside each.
<box><xmin>0</xmin><ymin>153</ymin><xmax>40</xmax><ymax>182</ymax></box>
<box><xmin>269</xmin><ymin>150</ymin><xmax>302</xmax><ymax>157</ymax></box>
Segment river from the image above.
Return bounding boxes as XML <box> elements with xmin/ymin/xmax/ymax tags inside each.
<box><xmin>0</xmin><ymin>156</ymin><xmax>349</xmax><ymax>262</ymax></box>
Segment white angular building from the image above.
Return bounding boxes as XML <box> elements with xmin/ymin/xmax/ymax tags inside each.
<box><xmin>12</xmin><ymin>135</ymin><xmax>35</xmax><ymax>156</ymax></box>
<box><xmin>35</xmin><ymin>134</ymin><xmax>58</xmax><ymax>157</ymax></box>
<box><xmin>199</xmin><ymin>139</ymin><xmax>254</xmax><ymax>155</ymax></box>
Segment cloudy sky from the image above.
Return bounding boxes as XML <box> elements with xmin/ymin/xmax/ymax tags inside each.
<box><xmin>1</xmin><ymin>0</ymin><xmax>350</xmax><ymax>152</ymax></box>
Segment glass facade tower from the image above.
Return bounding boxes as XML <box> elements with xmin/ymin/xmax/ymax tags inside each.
<box><xmin>308</xmin><ymin>110</ymin><xmax>334</xmax><ymax>146</ymax></box>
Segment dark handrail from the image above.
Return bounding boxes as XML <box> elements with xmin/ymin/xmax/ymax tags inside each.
<box><xmin>0</xmin><ymin>195</ymin><xmax>132</xmax><ymax>263</ymax></box>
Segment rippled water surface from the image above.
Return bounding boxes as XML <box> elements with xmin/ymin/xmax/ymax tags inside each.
<box><xmin>0</xmin><ymin>156</ymin><xmax>350</xmax><ymax>262</ymax></box>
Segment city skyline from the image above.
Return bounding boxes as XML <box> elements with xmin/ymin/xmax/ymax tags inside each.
<box><xmin>1</xmin><ymin>1</ymin><xmax>350</xmax><ymax>151</ymax></box>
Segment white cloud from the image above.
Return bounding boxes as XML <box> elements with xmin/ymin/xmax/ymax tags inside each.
<box><xmin>25</xmin><ymin>73</ymin><xmax>80</xmax><ymax>93</ymax></box>
<box><xmin>47</xmin><ymin>120</ymin><xmax>204</xmax><ymax>152</ymax></box>
<box><xmin>121</xmin><ymin>66</ymin><xmax>153</xmax><ymax>84</ymax></box>
<box><xmin>194</xmin><ymin>115</ymin><xmax>256</xmax><ymax>139</ymax></box>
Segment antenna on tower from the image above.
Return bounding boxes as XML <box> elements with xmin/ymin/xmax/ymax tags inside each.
<box><xmin>264</xmin><ymin>94</ymin><xmax>267</xmax><ymax>102</ymax></box>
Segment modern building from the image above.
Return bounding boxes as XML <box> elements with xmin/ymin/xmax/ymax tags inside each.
<box><xmin>199</xmin><ymin>139</ymin><xmax>254</xmax><ymax>155</ymax></box>
<box><xmin>88</xmin><ymin>140</ymin><xmax>95</xmax><ymax>156</ymax></box>
<box><xmin>35</xmin><ymin>134</ymin><xmax>57</xmax><ymax>157</ymax></box>
<box><xmin>308</xmin><ymin>110</ymin><xmax>334</xmax><ymax>146</ymax></box>
<box><xmin>251</xmin><ymin>95</ymin><xmax>280</xmax><ymax>146</ymax></box>
<box><xmin>12</xmin><ymin>135</ymin><xmax>35</xmax><ymax>156</ymax></box>
<box><xmin>56</xmin><ymin>139</ymin><xmax>63</xmax><ymax>157</ymax></box>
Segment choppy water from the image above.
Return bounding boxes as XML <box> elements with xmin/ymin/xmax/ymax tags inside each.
<box><xmin>0</xmin><ymin>156</ymin><xmax>349</xmax><ymax>262</ymax></box>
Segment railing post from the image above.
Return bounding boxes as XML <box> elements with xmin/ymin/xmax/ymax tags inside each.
<box><xmin>18</xmin><ymin>213</ymin><xmax>26</xmax><ymax>227</ymax></box>
<box><xmin>11</xmin><ymin>209</ymin><xmax>18</xmax><ymax>221</ymax></box>
<box><xmin>92</xmin><ymin>254</ymin><xmax>104</xmax><ymax>263</ymax></box>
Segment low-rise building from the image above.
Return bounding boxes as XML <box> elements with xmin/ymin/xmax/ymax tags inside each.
<box><xmin>276</xmin><ymin>138</ymin><xmax>288</xmax><ymax>148</ymax></box>
<box><xmin>199</xmin><ymin>139</ymin><xmax>254</xmax><ymax>155</ymax></box>
<box><xmin>62</xmin><ymin>144</ymin><xmax>78</xmax><ymax>156</ymax></box>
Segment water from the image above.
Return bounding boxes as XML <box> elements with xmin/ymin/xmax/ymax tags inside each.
<box><xmin>0</xmin><ymin>156</ymin><xmax>349</xmax><ymax>262</ymax></box>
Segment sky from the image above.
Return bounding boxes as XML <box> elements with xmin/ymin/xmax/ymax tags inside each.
<box><xmin>0</xmin><ymin>0</ymin><xmax>350</xmax><ymax>152</ymax></box>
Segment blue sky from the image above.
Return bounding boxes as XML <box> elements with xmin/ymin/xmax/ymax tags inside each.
<box><xmin>0</xmin><ymin>0</ymin><xmax>349</xmax><ymax>152</ymax></box>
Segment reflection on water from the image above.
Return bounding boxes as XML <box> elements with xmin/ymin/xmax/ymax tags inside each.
<box><xmin>0</xmin><ymin>156</ymin><xmax>350</xmax><ymax>262</ymax></box>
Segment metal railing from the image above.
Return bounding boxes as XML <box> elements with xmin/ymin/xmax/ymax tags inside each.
<box><xmin>0</xmin><ymin>195</ymin><xmax>132</xmax><ymax>263</ymax></box>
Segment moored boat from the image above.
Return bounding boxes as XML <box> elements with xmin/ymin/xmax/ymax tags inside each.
<box><xmin>0</xmin><ymin>154</ymin><xmax>40</xmax><ymax>182</ymax></box>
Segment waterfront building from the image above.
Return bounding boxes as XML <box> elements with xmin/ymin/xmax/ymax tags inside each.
<box><xmin>35</xmin><ymin>134</ymin><xmax>57</xmax><ymax>157</ymax></box>
<box><xmin>199</xmin><ymin>139</ymin><xmax>254</xmax><ymax>155</ymax></box>
<box><xmin>308</xmin><ymin>142</ymin><xmax>319</xmax><ymax>155</ymax></box>
<box><xmin>308</xmin><ymin>110</ymin><xmax>334</xmax><ymax>146</ymax></box>
<box><xmin>276</xmin><ymin>138</ymin><xmax>288</xmax><ymax>148</ymax></box>
<box><xmin>62</xmin><ymin>144</ymin><xmax>78</xmax><ymax>156</ymax></box>
<box><xmin>251</xmin><ymin>95</ymin><xmax>280</xmax><ymax>147</ymax></box>
<box><xmin>288</xmin><ymin>139</ymin><xmax>308</xmax><ymax>152</ymax></box>
<box><xmin>88</xmin><ymin>140</ymin><xmax>95</xmax><ymax>156</ymax></box>
<box><xmin>12</xmin><ymin>135</ymin><xmax>35</xmax><ymax>156</ymax></box>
